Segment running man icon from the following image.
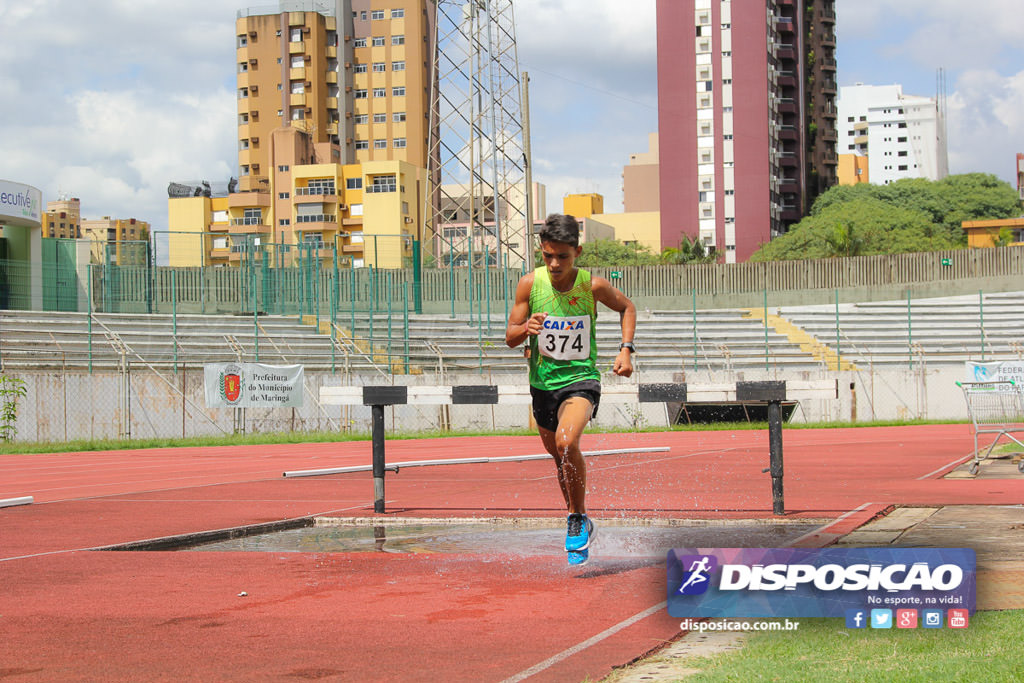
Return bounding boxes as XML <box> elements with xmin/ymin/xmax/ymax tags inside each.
<box><xmin>678</xmin><ymin>556</ymin><xmax>713</xmax><ymax>594</ymax></box>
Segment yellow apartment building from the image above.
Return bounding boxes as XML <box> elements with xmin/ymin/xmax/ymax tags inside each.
<box><xmin>42</xmin><ymin>197</ymin><xmax>81</xmax><ymax>239</ymax></box>
<box><xmin>82</xmin><ymin>217</ymin><xmax>150</xmax><ymax>265</ymax></box>
<box><xmin>169</xmin><ymin>127</ymin><xmax>426</xmax><ymax>269</ymax></box>
<box><xmin>235</xmin><ymin>0</ymin><xmax>433</xmax><ymax>194</ymax></box>
<box><xmin>563</xmin><ymin>193</ymin><xmax>604</xmax><ymax>219</ymax></box>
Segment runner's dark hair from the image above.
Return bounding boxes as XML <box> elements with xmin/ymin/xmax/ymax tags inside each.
<box><xmin>539</xmin><ymin>213</ymin><xmax>580</xmax><ymax>247</ymax></box>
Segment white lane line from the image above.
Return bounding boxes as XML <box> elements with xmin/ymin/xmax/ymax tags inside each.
<box><xmin>787</xmin><ymin>502</ymin><xmax>874</xmax><ymax>546</ymax></box>
<box><xmin>500</xmin><ymin>601</ymin><xmax>669</xmax><ymax>683</ymax></box>
<box><xmin>917</xmin><ymin>452</ymin><xmax>975</xmax><ymax>480</ymax></box>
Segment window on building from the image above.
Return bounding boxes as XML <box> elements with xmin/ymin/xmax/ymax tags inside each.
<box><xmin>373</xmin><ymin>88</ymin><xmax>386</xmax><ymax>97</ymax></box>
<box><xmin>291</xmin><ymin>81</ymin><xmax>305</xmax><ymax>94</ymax></box>
<box><xmin>239</xmin><ymin>62</ymin><xmax>248</xmax><ymax>72</ymax></box>
<box><xmin>392</xmin><ymin>60</ymin><xmax>405</xmax><ymax>71</ymax></box>
<box><xmin>278</xmin><ymin>165</ymin><xmax>289</xmax><ymax>173</ymax></box>
<box><xmin>374</xmin><ymin>139</ymin><xmax>387</xmax><ymax>149</ymax></box>
<box><xmin>392</xmin><ymin>86</ymin><xmax>405</xmax><ymax>96</ymax></box>
<box><xmin>354</xmin><ymin>37</ymin><xmax>367</xmax><ymax>47</ymax></box>
<box><xmin>371</xmin><ymin>9</ymin><xmax>385</xmax><ymax>20</ymax></box>
<box><xmin>394</xmin><ymin>138</ymin><xmax>406</xmax><ymax>148</ymax></box>
<box><xmin>354</xmin><ymin>63</ymin><xmax>367</xmax><ymax>73</ymax></box>
<box><xmin>361</xmin><ymin>11</ymin><xmax>367</xmax><ymax>20</ymax></box>
<box><xmin>291</xmin><ymin>109</ymin><xmax>305</xmax><ymax>120</ymax></box>
<box><xmin>354</xmin><ymin>114</ymin><xmax>368</xmax><ymax>124</ymax></box>
<box><xmin>355</xmin><ymin>140</ymin><xmax>369</xmax><ymax>150</ymax></box>
<box><xmin>392</xmin><ymin>35</ymin><xmax>405</xmax><ymax>45</ymax></box>
<box><xmin>373</xmin><ymin>62</ymin><xmax>386</xmax><ymax>72</ymax></box>
<box><xmin>347</xmin><ymin>177</ymin><xmax>363</xmax><ymax>189</ymax></box>
<box><xmin>290</xmin><ymin>28</ymin><xmax>302</xmax><ymax>42</ymax></box>
<box><xmin>392</xmin><ymin>8</ymin><xmax>405</xmax><ymax>18</ymax></box>
<box><xmin>243</xmin><ymin>208</ymin><xmax>261</xmax><ymax>224</ymax></box>
<box><xmin>238</xmin><ymin>35</ymin><xmax>247</xmax><ymax>47</ymax></box>
<box><xmin>393</xmin><ymin>112</ymin><xmax>406</xmax><ymax>122</ymax></box>
<box><xmin>354</xmin><ymin>89</ymin><xmax>368</xmax><ymax>99</ymax></box>
<box><xmin>278</xmin><ymin>192</ymin><xmax>289</xmax><ymax>199</ymax></box>
<box><xmin>372</xmin><ymin>36</ymin><xmax>385</xmax><ymax>46</ymax></box>
<box><xmin>238</xmin><ymin>87</ymin><xmax>248</xmax><ymax>99</ymax></box>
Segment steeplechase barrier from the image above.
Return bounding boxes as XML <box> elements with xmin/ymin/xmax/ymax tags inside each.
<box><xmin>310</xmin><ymin>380</ymin><xmax>837</xmax><ymax>514</ymax></box>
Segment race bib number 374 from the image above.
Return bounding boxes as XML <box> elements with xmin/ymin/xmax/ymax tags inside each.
<box><xmin>538</xmin><ymin>315</ymin><xmax>590</xmax><ymax>361</ymax></box>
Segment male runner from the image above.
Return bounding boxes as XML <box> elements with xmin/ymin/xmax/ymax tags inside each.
<box><xmin>505</xmin><ymin>214</ymin><xmax>637</xmax><ymax>565</ymax></box>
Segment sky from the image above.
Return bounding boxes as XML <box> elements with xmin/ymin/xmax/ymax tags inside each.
<box><xmin>2</xmin><ymin>0</ymin><xmax>1024</xmax><ymax>234</ymax></box>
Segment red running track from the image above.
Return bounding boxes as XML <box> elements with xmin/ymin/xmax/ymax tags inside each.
<box><xmin>1</xmin><ymin>425</ymin><xmax>1018</xmax><ymax>681</ymax></box>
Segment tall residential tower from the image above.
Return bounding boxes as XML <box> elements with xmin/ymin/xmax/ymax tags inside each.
<box><xmin>656</xmin><ymin>0</ymin><xmax>837</xmax><ymax>262</ymax></box>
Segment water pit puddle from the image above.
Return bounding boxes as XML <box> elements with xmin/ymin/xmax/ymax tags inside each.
<box><xmin>185</xmin><ymin>518</ymin><xmax>826</xmax><ymax>557</ymax></box>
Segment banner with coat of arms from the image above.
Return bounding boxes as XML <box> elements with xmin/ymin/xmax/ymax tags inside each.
<box><xmin>965</xmin><ymin>361</ymin><xmax>1024</xmax><ymax>384</ymax></box>
<box><xmin>204</xmin><ymin>363</ymin><xmax>304</xmax><ymax>408</ymax></box>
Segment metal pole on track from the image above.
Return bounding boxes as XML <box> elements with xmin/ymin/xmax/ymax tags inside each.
<box><xmin>372</xmin><ymin>404</ymin><xmax>386</xmax><ymax>513</ymax></box>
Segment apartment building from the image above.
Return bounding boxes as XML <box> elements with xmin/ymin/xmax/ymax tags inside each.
<box><xmin>656</xmin><ymin>0</ymin><xmax>837</xmax><ymax>263</ymax></box>
<box><xmin>42</xmin><ymin>197</ymin><xmax>81</xmax><ymax>239</ymax></box>
<box><xmin>82</xmin><ymin>216</ymin><xmax>150</xmax><ymax>265</ymax></box>
<box><xmin>169</xmin><ymin>1</ymin><xmax>435</xmax><ymax>269</ymax></box>
<box><xmin>837</xmin><ymin>84</ymin><xmax>948</xmax><ymax>186</ymax></box>
<box><xmin>235</xmin><ymin>0</ymin><xmax>433</xmax><ymax>190</ymax></box>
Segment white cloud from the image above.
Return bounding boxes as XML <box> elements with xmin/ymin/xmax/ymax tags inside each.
<box><xmin>946</xmin><ymin>69</ymin><xmax>1024</xmax><ymax>179</ymax></box>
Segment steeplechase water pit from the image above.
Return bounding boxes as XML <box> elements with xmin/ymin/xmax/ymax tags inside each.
<box><xmin>180</xmin><ymin>517</ymin><xmax>828</xmax><ymax>558</ymax></box>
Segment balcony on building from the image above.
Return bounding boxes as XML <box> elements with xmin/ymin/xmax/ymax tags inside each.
<box><xmin>774</xmin><ymin>16</ymin><xmax>794</xmax><ymax>34</ymax></box>
<box><xmin>819</xmin><ymin>55</ymin><xmax>837</xmax><ymax>71</ymax></box>
<box><xmin>289</xmin><ymin>41</ymin><xmax>305</xmax><ymax>54</ymax></box>
<box><xmin>819</xmin><ymin>5</ymin><xmax>836</xmax><ymax>23</ymax></box>
<box><xmin>228</xmin><ymin>190</ymin><xmax>271</xmax><ymax>208</ymax></box>
<box><xmin>777</xmin><ymin>97</ymin><xmax>798</xmax><ymax>114</ymax></box>
<box><xmin>294</xmin><ymin>213</ymin><xmax>338</xmax><ymax>232</ymax></box>
<box><xmin>777</xmin><ymin>70</ymin><xmax>797</xmax><ymax>88</ymax></box>
<box><xmin>779</xmin><ymin>125</ymin><xmax>798</xmax><ymax>141</ymax></box>
<box><xmin>820</xmin><ymin>30</ymin><xmax>836</xmax><ymax>47</ymax></box>
<box><xmin>294</xmin><ymin>186</ymin><xmax>337</xmax><ymax>201</ymax></box>
<box><xmin>779</xmin><ymin>152</ymin><xmax>798</xmax><ymax>167</ymax></box>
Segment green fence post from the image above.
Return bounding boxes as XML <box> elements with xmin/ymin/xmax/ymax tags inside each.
<box><xmin>763</xmin><ymin>288</ymin><xmax>769</xmax><ymax>372</ymax></box>
<box><xmin>252</xmin><ymin>243</ymin><xmax>259</xmax><ymax>362</ymax></box>
<box><xmin>907</xmin><ymin>288</ymin><xmax>913</xmax><ymax>370</ymax></box>
<box><xmin>980</xmin><ymin>289</ymin><xmax>985</xmax><ymax>361</ymax></box>
<box><xmin>403</xmin><ymin>282</ymin><xmax>410</xmax><ymax>374</ymax></box>
<box><xmin>172</xmin><ymin>270</ymin><xmax>178</xmax><ymax>374</ymax></box>
<box><xmin>88</xmin><ymin>264</ymin><xmax>93</xmax><ymax>374</ymax></box>
<box><xmin>412</xmin><ymin>239</ymin><xmax>423</xmax><ymax>314</ymax></box>
<box><xmin>350</xmin><ymin>265</ymin><xmax>356</xmax><ymax>340</ymax></box>
<box><xmin>835</xmin><ymin>288</ymin><xmax>841</xmax><ymax>371</ymax></box>
<box><xmin>369</xmin><ymin>264</ymin><xmax>376</xmax><ymax>352</ymax></box>
<box><xmin>449</xmin><ymin>240</ymin><xmax>455</xmax><ymax>319</ymax></box>
<box><xmin>484</xmin><ymin>243</ymin><xmax>491</xmax><ymax>334</ymax></box>
<box><xmin>692</xmin><ymin>288</ymin><xmax>697</xmax><ymax>372</ymax></box>
<box><xmin>387</xmin><ymin>271</ymin><xmax>393</xmax><ymax>366</ymax></box>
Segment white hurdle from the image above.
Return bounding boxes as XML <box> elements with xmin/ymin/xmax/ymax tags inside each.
<box><xmin>314</xmin><ymin>380</ymin><xmax>837</xmax><ymax>514</ymax></box>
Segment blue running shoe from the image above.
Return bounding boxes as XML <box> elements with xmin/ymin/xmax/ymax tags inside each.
<box><xmin>565</xmin><ymin>513</ymin><xmax>595</xmax><ymax>552</ymax></box>
<box><xmin>568</xmin><ymin>547</ymin><xmax>589</xmax><ymax>566</ymax></box>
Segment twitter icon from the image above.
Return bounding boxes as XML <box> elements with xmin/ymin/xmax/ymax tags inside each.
<box><xmin>871</xmin><ymin>609</ymin><xmax>893</xmax><ymax>629</ymax></box>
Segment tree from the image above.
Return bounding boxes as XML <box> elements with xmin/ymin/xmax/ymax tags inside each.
<box><xmin>660</xmin><ymin>235</ymin><xmax>716</xmax><ymax>264</ymax></box>
<box><xmin>575</xmin><ymin>239</ymin><xmax>660</xmax><ymax>267</ymax></box>
<box><xmin>753</xmin><ymin>173</ymin><xmax>1022</xmax><ymax>261</ymax></box>
<box><xmin>751</xmin><ymin>198</ymin><xmax>959</xmax><ymax>261</ymax></box>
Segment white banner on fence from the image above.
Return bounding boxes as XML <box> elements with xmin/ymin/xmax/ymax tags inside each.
<box><xmin>204</xmin><ymin>363</ymin><xmax>304</xmax><ymax>408</ymax></box>
<box><xmin>965</xmin><ymin>361</ymin><xmax>1024</xmax><ymax>384</ymax></box>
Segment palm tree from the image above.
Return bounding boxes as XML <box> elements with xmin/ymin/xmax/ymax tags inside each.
<box><xmin>824</xmin><ymin>223</ymin><xmax>864</xmax><ymax>257</ymax></box>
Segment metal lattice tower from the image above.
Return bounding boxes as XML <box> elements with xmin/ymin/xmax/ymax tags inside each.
<box><xmin>427</xmin><ymin>0</ymin><xmax>529</xmax><ymax>271</ymax></box>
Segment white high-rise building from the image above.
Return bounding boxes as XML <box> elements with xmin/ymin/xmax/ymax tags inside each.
<box><xmin>838</xmin><ymin>84</ymin><xmax>948</xmax><ymax>186</ymax></box>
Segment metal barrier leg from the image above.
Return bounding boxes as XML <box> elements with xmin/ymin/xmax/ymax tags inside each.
<box><xmin>372</xmin><ymin>403</ymin><xmax>386</xmax><ymax>513</ymax></box>
<box><xmin>768</xmin><ymin>400</ymin><xmax>784</xmax><ymax>515</ymax></box>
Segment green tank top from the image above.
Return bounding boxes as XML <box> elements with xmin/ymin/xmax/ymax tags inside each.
<box><xmin>528</xmin><ymin>267</ymin><xmax>600</xmax><ymax>390</ymax></box>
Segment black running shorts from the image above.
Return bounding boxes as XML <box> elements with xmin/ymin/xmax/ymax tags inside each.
<box><xmin>529</xmin><ymin>379</ymin><xmax>601</xmax><ymax>432</ymax></box>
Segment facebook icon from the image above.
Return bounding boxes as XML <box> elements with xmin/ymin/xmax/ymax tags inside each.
<box><xmin>845</xmin><ymin>609</ymin><xmax>867</xmax><ymax>629</ymax></box>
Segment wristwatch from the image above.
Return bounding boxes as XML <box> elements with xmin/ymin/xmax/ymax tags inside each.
<box><xmin>619</xmin><ymin>342</ymin><xmax>636</xmax><ymax>353</ymax></box>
